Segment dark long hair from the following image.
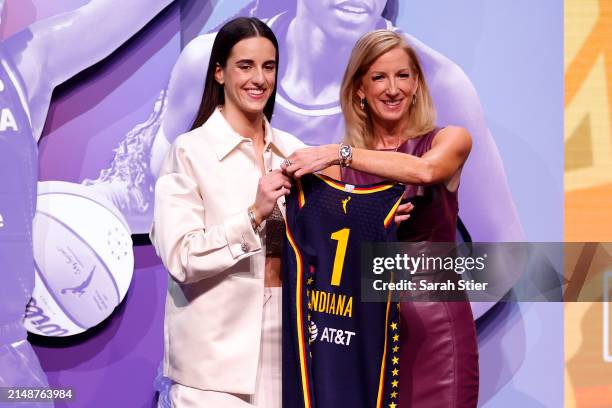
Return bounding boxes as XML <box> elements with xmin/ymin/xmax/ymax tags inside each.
<box><xmin>191</xmin><ymin>17</ymin><xmax>279</xmax><ymax>130</ymax></box>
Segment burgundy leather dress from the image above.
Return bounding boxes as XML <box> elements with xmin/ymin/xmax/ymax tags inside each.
<box><xmin>342</xmin><ymin>128</ymin><xmax>479</xmax><ymax>408</ymax></box>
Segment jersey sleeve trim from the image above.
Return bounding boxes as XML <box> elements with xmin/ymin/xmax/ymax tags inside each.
<box><xmin>384</xmin><ymin>196</ymin><xmax>404</xmax><ymax>228</ymax></box>
<box><xmin>297</xmin><ymin>178</ymin><xmax>306</xmax><ymax>209</ymax></box>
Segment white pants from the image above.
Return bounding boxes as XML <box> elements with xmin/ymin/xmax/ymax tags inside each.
<box><xmin>169</xmin><ymin>287</ymin><xmax>282</xmax><ymax>408</ymax></box>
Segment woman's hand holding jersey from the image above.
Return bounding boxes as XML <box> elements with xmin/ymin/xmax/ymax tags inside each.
<box><xmin>250</xmin><ymin>170</ymin><xmax>293</xmax><ymax>226</ymax></box>
<box><xmin>394</xmin><ymin>202</ymin><xmax>414</xmax><ymax>225</ymax></box>
<box><xmin>281</xmin><ymin>144</ymin><xmax>339</xmax><ymax>178</ymax></box>
<box><xmin>280</xmin><ymin>145</ymin><xmax>415</xmax><ymax>225</ymax></box>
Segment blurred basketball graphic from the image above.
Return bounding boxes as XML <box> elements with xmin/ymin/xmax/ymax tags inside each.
<box><xmin>24</xmin><ymin>181</ymin><xmax>134</xmax><ymax>337</ymax></box>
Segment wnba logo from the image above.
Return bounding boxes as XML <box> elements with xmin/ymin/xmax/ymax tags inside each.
<box><xmin>60</xmin><ymin>266</ymin><xmax>96</xmax><ymax>297</ymax></box>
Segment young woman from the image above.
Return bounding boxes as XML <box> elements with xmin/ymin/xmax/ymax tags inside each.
<box><xmin>150</xmin><ymin>17</ymin><xmax>304</xmax><ymax>407</ymax></box>
<box><xmin>283</xmin><ymin>30</ymin><xmax>479</xmax><ymax>407</ymax></box>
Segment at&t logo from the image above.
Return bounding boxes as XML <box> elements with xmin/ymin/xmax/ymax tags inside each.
<box><xmin>309</xmin><ymin>323</ymin><xmax>356</xmax><ymax>346</ymax></box>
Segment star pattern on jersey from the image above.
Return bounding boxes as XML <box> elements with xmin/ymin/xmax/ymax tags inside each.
<box><xmin>385</xmin><ymin>306</ymin><xmax>400</xmax><ymax>407</ymax></box>
<box><xmin>307</xmin><ymin>277</ymin><xmax>314</xmax><ymax>285</ymax></box>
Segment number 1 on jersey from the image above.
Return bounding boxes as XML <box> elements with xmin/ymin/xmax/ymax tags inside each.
<box><xmin>330</xmin><ymin>228</ymin><xmax>350</xmax><ymax>286</ymax></box>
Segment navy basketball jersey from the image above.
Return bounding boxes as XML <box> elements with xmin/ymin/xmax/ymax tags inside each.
<box><xmin>283</xmin><ymin>173</ymin><xmax>404</xmax><ymax>408</ymax></box>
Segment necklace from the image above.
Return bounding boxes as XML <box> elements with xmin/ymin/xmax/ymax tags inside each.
<box><xmin>393</xmin><ymin>133</ymin><xmax>402</xmax><ymax>152</ymax></box>
<box><xmin>377</xmin><ymin>133</ymin><xmax>402</xmax><ymax>151</ymax></box>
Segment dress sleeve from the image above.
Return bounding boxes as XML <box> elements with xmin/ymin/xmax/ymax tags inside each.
<box><xmin>150</xmin><ymin>141</ymin><xmax>261</xmax><ymax>284</ymax></box>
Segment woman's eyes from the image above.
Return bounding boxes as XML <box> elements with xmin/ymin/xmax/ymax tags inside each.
<box><xmin>372</xmin><ymin>72</ymin><xmax>410</xmax><ymax>81</ymax></box>
<box><xmin>238</xmin><ymin>64</ymin><xmax>276</xmax><ymax>71</ymax></box>
<box><xmin>371</xmin><ymin>73</ymin><xmax>410</xmax><ymax>81</ymax></box>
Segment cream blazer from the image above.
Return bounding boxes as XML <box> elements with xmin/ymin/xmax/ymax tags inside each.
<box><xmin>150</xmin><ymin>108</ymin><xmax>304</xmax><ymax>394</ymax></box>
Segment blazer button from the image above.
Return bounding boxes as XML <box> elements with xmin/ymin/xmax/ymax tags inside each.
<box><xmin>241</xmin><ymin>241</ymin><xmax>250</xmax><ymax>252</ymax></box>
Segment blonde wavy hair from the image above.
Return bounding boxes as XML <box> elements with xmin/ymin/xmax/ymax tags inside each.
<box><xmin>340</xmin><ymin>30</ymin><xmax>436</xmax><ymax>149</ymax></box>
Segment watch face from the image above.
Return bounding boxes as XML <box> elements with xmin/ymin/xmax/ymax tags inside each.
<box><xmin>340</xmin><ymin>146</ymin><xmax>350</xmax><ymax>158</ymax></box>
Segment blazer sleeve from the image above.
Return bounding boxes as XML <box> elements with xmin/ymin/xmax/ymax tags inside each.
<box><xmin>150</xmin><ymin>141</ymin><xmax>261</xmax><ymax>284</ymax></box>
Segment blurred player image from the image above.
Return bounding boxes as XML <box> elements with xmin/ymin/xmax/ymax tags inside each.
<box><xmin>0</xmin><ymin>0</ymin><xmax>175</xmax><ymax>403</ymax></box>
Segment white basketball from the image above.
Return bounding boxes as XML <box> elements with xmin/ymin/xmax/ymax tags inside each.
<box><xmin>24</xmin><ymin>181</ymin><xmax>134</xmax><ymax>337</ymax></box>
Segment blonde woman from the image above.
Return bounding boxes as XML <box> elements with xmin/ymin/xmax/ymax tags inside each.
<box><xmin>283</xmin><ymin>30</ymin><xmax>479</xmax><ymax>407</ymax></box>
